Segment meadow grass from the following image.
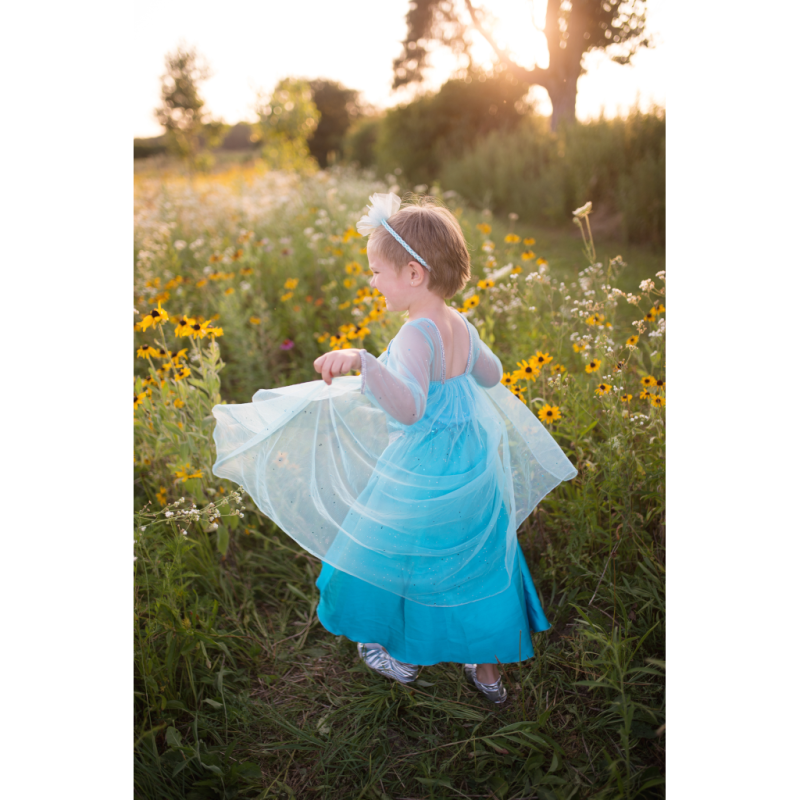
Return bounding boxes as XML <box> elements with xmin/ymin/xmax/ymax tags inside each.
<box><xmin>134</xmin><ymin>162</ymin><xmax>665</xmax><ymax>799</ymax></box>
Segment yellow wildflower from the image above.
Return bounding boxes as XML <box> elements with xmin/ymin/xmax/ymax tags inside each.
<box><xmin>284</xmin><ymin>278</ymin><xmax>299</xmax><ymax>290</ymax></box>
<box><xmin>140</xmin><ymin>302</ymin><xmax>169</xmax><ymax>331</ymax></box>
<box><xmin>550</xmin><ymin>363</ymin><xmax>566</xmax><ymax>375</ymax></box>
<box><xmin>504</xmin><ymin>233</ymin><xmax>520</xmax><ymax>243</ymax></box>
<box><xmin>537</xmin><ymin>404</ymin><xmax>562</xmax><ymax>424</ymax></box>
<box><xmin>514</xmin><ymin>359</ymin><xmax>540</xmax><ymax>380</ymax></box>
<box><xmin>249</xmin><ymin>316</ymin><xmax>261</xmax><ymax>325</ymax></box>
<box><xmin>523</xmin><ymin>237</ymin><xmax>535</xmax><ymax>246</ymax></box>
<box><xmin>521</xmin><ymin>251</ymin><xmax>535</xmax><ymax>261</ymax></box>
<box><xmin>136</xmin><ymin>344</ymin><xmax>159</xmax><ymax>359</ymax></box>
<box><xmin>641</xmin><ymin>375</ymin><xmax>656</xmax><ymax>387</ymax></box>
<box><xmin>626</xmin><ymin>335</ymin><xmax>639</xmax><ymax>346</ymax></box>
<box><xmin>501</xmin><ymin>372</ymin><xmax>515</xmax><ymax>387</ymax></box>
<box><xmin>224</xmin><ymin>287</ymin><xmax>234</xmax><ymax>295</ymax></box>
<box><xmin>573</xmin><ymin>343</ymin><xmax>586</xmax><ymax>353</ymax></box>
<box><xmin>532</xmin><ymin>351</ymin><xmax>553</xmax><ymax>367</ymax></box>
<box><xmin>477</xmin><ymin>279</ymin><xmax>495</xmax><ymax>289</ymax></box>
<box><xmin>620</xmin><ymin>394</ymin><xmax>633</xmax><ymax>403</ymax></box>
<box><xmin>173</xmin><ymin>398</ymin><xmax>185</xmax><ymax>409</ymax></box>
<box><xmin>650</xmin><ymin>395</ymin><xmax>666</xmax><ymax>408</ymax></box>
<box><xmin>595</xmin><ymin>383</ymin><xmax>611</xmax><ymax>396</ymax></box>
<box><xmin>585</xmin><ymin>359</ymin><xmax>601</xmax><ymax>373</ymax></box>
<box><xmin>476</xmin><ymin>223</ymin><xmax>491</xmax><ymax>235</ymax></box>
<box><xmin>511</xmin><ymin>265</ymin><xmax>523</xmax><ymax>274</ymax></box>
<box><xmin>196</xmin><ymin>279</ymin><xmax>208</xmax><ymax>288</ymax></box>
<box><xmin>156</xmin><ymin>487</ymin><xmax>167</xmax><ymax>505</ymax></box>
<box><xmin>281</xmin><ymin>292</ymin><xmax>294</xmax><ymax>302</ymax></box>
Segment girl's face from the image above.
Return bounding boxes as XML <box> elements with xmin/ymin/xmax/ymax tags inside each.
<box><xmin>367</xmin><ymin>243</ymin><xmax>426</xmax><ymax>312</ymax></box>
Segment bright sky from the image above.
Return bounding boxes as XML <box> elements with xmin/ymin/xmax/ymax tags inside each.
<box><xmin>133</xmin><ymin>0</ymin><xmax>664</xmax><ymax>138</ymax></box>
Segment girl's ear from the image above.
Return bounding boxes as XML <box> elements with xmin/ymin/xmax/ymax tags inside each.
<box><xmin>408</xmin><ymin>261</ymin><xmax>426</xmax><ymax>286</ymax></box>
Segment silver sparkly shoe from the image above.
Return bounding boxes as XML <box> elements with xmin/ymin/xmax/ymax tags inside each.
<box><xmin>464</xmin><ymin>663</ymin><xmax>508</xmax><ymax>704</ymax></box>
<box><xmin>357</xmin><ymin>642</ymin><xmax>419</xmax><ymax>684</ymax></box>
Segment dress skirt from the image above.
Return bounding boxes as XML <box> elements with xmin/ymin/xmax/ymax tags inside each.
<box><xmin>315</xmin><ymin>539</ymin><xmax>550</xmax><ymax>666</ymax></box>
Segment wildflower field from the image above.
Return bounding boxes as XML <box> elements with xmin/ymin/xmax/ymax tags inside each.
<box><xmin>134</xmin><ymin>162</ymin><xmax>666</xmax><ymax>800</ymax></box>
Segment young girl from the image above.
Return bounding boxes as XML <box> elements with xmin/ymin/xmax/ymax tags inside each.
<box><xmin>212</xmin><ymin>193</ymin><xmax>577</xmax><ymax>704</ymax></box>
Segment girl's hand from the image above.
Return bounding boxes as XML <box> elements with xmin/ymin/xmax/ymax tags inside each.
<box><xmin>314</xmin><ymin>348</ymin><xmax>362</xmax><ymax>385</ymax></box>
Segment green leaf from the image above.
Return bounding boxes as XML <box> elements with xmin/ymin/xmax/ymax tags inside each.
<box><xmin>216</xmin><ymin>526</ymin><xmax>229</xmax><ymax>557</ymax></box>
<box><xmin>203</xmin><ymin>698</ymin><xmax>223</xmax><ymax>709</ymax></box>
<box><xmin>165</xmin><ymin>726</ymin><xmax>182</xmax><ymax>748</ymax></box>
<box><xmin>578</xmin><ymin>419</ymin><xmax>599</xmax><ymax>438</ymax></box>
<box><xmin>414</xmin><ymin>679</ymin><xmax>435</xmax><ymax>687</ymax></box>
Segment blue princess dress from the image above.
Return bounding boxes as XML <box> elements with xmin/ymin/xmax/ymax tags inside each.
<box><xmin>211</xmin><ymin>311</ymin><xmax>577</xmax><ymax>666</ymax></box>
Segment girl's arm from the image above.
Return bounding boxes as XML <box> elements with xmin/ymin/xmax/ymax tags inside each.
<box><xmin>471</xmin><ymin>337</ymin><xmax>503</xmax><ymax>388</ymax></box>
<box><xmin>359</xmin><ymin>323</ymin><xmax>432</xmax><ymax>426</ymax></box>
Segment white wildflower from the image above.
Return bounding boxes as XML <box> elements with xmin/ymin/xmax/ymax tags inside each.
<box><xmin>572</xmin><ymin>202</ymin><xmax>592</xmax><ymax>218</ymax></box>
<box><xmin>174</xmin><ymin>240</ymin><xmax>186</xmax><ymax>251</ymax></box>
<box><xmin>639</xmin><ymin>279</ymin><xmax>655</xmax><ymax>292</ymax></box>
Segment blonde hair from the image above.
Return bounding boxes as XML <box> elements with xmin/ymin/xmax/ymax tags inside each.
<box><xmin>368</xmin><ymin>196</ymin><xmax>471</xmax><ymax>299</ymax></box>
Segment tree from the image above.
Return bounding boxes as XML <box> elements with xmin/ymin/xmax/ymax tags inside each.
<box><xmin>392</xmin><ymin>0</ymin><xmax>651</xmax><ymax>131</ymax></box>
<box><xmin>252</xmin><ymin>78</ymin><xmax>321</xmax><ymax>173</ymax></box>
<box><xmin>306</xmin><ymin>79</ymin><xmax>365</xmax><ymax>168</ymax></box>
<box><xmin>154</xmin><ymin>45</ymin><xmax>227</xmax><ymax>168</ymax></box>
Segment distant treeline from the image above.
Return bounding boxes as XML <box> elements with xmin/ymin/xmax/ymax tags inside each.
<box><xmin>136</xmin><ymin>74</ymin><xmax>664</xmax><ymax>245</ymax></box>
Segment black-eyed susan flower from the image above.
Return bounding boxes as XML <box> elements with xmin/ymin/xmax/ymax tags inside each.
<box><xmin>136</xmin><ymin>344</ymin><xmax>159</xmax><ymax>359</ymax></box>
<box><xmin>207</xmin><ymin>326</ymin><xmax>224</xmax><ymax>338</ymax></box>
<box><xmin>641</xmin><ymin>375</ymin><xmax>656</xmax><ymax>387</ymax></box>
<box><xmin>521</xmin><ymin>251</ymin><xmax>535</xmax><ymax>260</ymax></box>
<box><xmin>224</xmin><ymin>287</ymin><xmax>235</xmax><ymax>296</ymax></box>
<box><xmin>240</xmin><ymin>266</ymin><xmax>254</xmax><ymax>276</ymax></box>
<box><xmin>140</xmin><ymin>302</ymin><xmax>169</xmax><ymax>331</ymax></box>
<box><xmin>585</xmin><ymin>359</ymin><xmax>601</xmax><ymax>373</ymax></box>
<box><xmin>511</xmin><ymin>265</ymin><xmax>523</xmax><ymax>274</ymax></box>
<box><xmin>174</xmin><ymin>317</ymin><xmax>194</xmax><ymax>337</ymax></box>
<box><xmin>174</xmin><ymin>366</ymin><xmax>192</xmax><ymax>381</ymax></box>
<box><xmin>156</xmin><ymin>486</ymin><xmax>167</xmax><ymax>505</ymax></box>
<box><xmin>476</xmin><ymin>223</ymin><xmax>491</xmax><ymax>235</ymax></box>
<box><xmin>134</xmin><ymin>392</ymin><xmax>147</xmax><ymax>410</ymax></box>
<box><xmin>504</xmin><ymin>233</ymin><xmax>520</xmax><ymax>243</ymax></box>
<box><xmin>586</xmin><ymin>313</ymin><xmax>606</xmax><ymax>326</ymax></box>
<box><xmin>515</xmin><ymin>359</ymin><xmax>541</xmax><ymax>380</ymax></box>
<box><xmin>231</xmin><ymin>248</ymin><xmax>244</xmax><ymax>261</ymax></box>
<box><xmin>595</xmin><ymin>383</ymin><xmax>611</xmax><ymax>396</ymax></box>
<box><xmin>612</xmin><ymin>361</ymin><xmax>626</xmax><ymax>374</ymax></box>
<box><xmin>284</xmin><ymin>278</ymin><xmax>299</xmax><ymax>290</ymax></box>
<box><xmin>523</xmin><ymin>237</ymin><xmax>535</xmax><ymax>246</ymax></box>
<box><xmin>653</xmin><ymin>303</ymin><xmax>666</xmax><ymax>315</ymax></box>
<box><xmin>532</xmin><ymin>351</ymin><xmax>553</xmax><ymax>367</ymax></box>
<box><xmin>173</xmin><ymin>398</ymin><xmax>185</xmax><ymax>409</ymax></box>
<box><xmin>620</xmin><ymin>394</ymin><xmax>633</xmax><ymax>403</ymax></box>
<box><xmin>196</xmin><ymin>279</ymin><xmax>208</xmax><ymax>288</ymax></box>
<box><xmin>644</xmin><ymin>311</ymin><xmax>656</xmax><ymax>322</ymax></box>
<box><xmin>537</xmin><ymin>404</ymin><xmax>562</xmax><ymax>424</ymax></box>
<box><xmin>536</xmin><ymin>258</ymin><xmax>547</xmax><ymax>266</ymax></box>
<box><xmin>626</xmin><ymin>335</ymin><xmax>639</xmax><ymax>347</ymax></box>
<box><xmin>477</xmin><ymin>279</ymin><xmax>495</xmax><ymax>289</ymax></box>
<box><xmin>250</xmin><ymin>316</ymin><xmax>262</xmax><ymax>325</ymax></box>
<box><xmin>639</xmin><ymin>389</ymin><xmax>651</xmax><ymax>400</ymax></box>
<box><xmin>550</xmin><ymin>363</ymin><xmax>566</xmax><ymax>375</ymax></box>
<box><xmin>655</xmin><ymin>378</ymin><xmax>665</xmax><ymax>392</ymax></box>
<box><xmin>281</xmin><ymin>292</ymin><xmax>294</xmax><ymax>302</ymax></box>
<box><xmin>174</xmin><ymin>465</ymin><xmax>203</xmax><ymax>482</ymax></box>
<box><xmin>171</xmin><ymin>348</ymin><xmax>187</xmax><ymax>364</ymax></box>
<box><xmin>573</xmin><ymin>343</ymin><xmax>586</xmax><ymax>353</ymax></box>
<box><xmin>501</xmin><ymin>372</ymin><xmax>515</xmax><ymax>387</ymax></box>
<box><xmin>189</xmin><ymin>320</ymin><xmax>212</xmax><ymax>339</ymax></box>
<box><xmin>464</xmin><ymin>295</ymin><xmax>480</xmax><ymax>308</ymax></box>
<box><xmin>650</xmin><ymin>395</ymin><xmax>666</xmax><ymax>408</ymax></box>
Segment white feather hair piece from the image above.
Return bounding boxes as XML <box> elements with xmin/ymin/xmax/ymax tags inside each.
<box><xmin>356</xmin><ymin>192</ymin><xmax>402</xmax><ymax>236</ymax></box>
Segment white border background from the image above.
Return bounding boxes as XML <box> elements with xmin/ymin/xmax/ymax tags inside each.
<box><xmin>1</xmin><ymin>1</ymin><xmax>797</xmax><ymax>795</ymax></box>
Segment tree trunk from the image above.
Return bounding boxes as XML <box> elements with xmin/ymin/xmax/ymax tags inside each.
<box><xmin>547</xmin><ymin>77</ymin><xmax>578</xmax><ymax>132</ymax></box>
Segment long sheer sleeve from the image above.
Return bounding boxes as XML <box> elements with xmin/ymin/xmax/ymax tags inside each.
<box><xmin>359</xmin><ymin>322</ymin><xmax>433</xmax><ymax>426</ymax></box>
<box><xmin>471</xmin><ymin>335</ymin><xmax>503</xmax><ymax>388</ymax></box>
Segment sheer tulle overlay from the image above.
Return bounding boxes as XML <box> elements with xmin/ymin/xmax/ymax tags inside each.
<box><xmin>211</xmin><ymin>312</ymin><xmax>577</xmax><ymax>607</ymax></box>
